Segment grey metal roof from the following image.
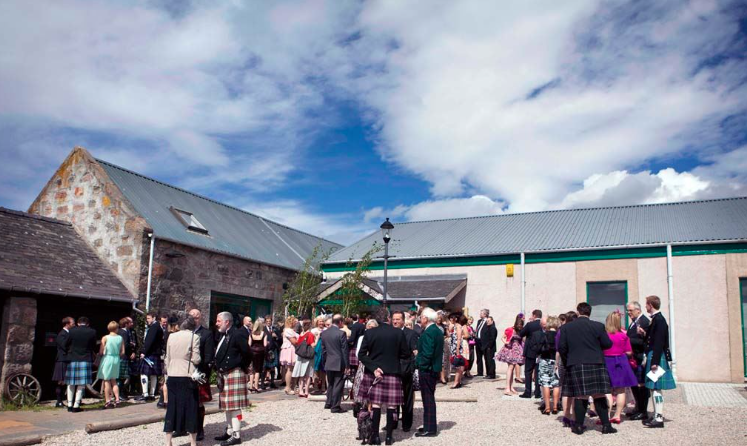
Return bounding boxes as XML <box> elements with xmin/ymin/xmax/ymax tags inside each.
<box><xmin>98</xmin><ymin>160</ymin><xmax>342</xmax><ymax>271</ymax></box>
<box><xmin>326</xmin><ymin>197</ymin><xmax>747</xmax><ymax>263</ymax></box>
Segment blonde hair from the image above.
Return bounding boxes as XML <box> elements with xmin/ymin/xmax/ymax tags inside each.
<box><xmin>285</xmin><ymin>316</ymin><xmax>297</xmax><ymax>329</ymax></box>
<box><xmin>252</xmin><ymin>318</ymin><xmax>265</xmax><ymax>336</ymax></box>
<box><xmin>605</xmin><ymin>312</ymin><xmax>622</xmax><ymax>334</ymax></box>
<box><xmin>107</xmin><ymin>321</ymin><xmax>119</xmax><ymax>333</ymax></box>
<box><xmin>546</xmin><ymin>316</ymin><xmax>560</xmax><ymax>331</ymax></box>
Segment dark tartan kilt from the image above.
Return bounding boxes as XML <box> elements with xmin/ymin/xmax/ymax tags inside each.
<box><xmin>198</xmin><ymin>382</ymin><xmax>213</xmax><ymax>403</ymax></box>
<box><xmin>565</xmin><ymin>363</ymin><xmax>611</xmax><ymax>397</ymax></box>
<box><xmin>65</xmin><ymin>361</ymin><xmax>93</xmax><ymax>386</ymax></box>
<box><xmin>119</xmin><ymin>358</ymin><xmax>130</xmax><ymax>378</ymax></box>
<box><xmin>348</xmin><ymin>349</ymin><xmax>359</xmax><ymax>368</ymax></box>
<box><xmin>218</xmin><ymin>368</ymin><xmax>249</xmax><ymax>411</ymax></box>
<box><xmin>138</xmin><ymin>355</ymin><xmax>163</xmax><ymax>376</ymax></box>
<box><xmin>52</xmin><ymin>361</ymin><xmax>68</xmax><ymax>382</ymax></box>
<box><xmin>357</xmin><ymin>372</ymin><xmax>403</xmax><ymax>406</ymax></box>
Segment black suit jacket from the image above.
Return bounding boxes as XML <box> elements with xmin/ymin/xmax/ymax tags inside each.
<box><xmin>65</xmin><ymin>326</ymin><xmax>97</xmax><ymax>362</ymax></box>
<box><xmin>214</xmin><ymin>326</ymin><xmax>250</xmax><ymax>373</ymax></box>
<box><xmin>55</xmin><ymin>329</ymin><xmax>70</xmax><ymax>362</ymax></box>
<box><xmin>626</xmin><ymin>314</ymin><xmax>650</xmax><ymax>360</ymax></box>
<box><xmin>481</xmin><ymin>324</ymin><xmax>498</xmax><ymax>350</ymax></box>
<box><xmin>348</xmin><ymin>321</ymin><xmax>366</xmax><ymax>349</ymax></box>
<box><xmin>400</xmin><ymin>326</ymin><xmax>420</xmax><ymax>375</ymax></box>
<box><xmin>519</xmin><ymin>319</ymin><xmax>543</xmax><ymax>358</ymax></box>
<box><xmin>194</xmin><ymin>325</ymin><xmax>215</xmax><ymax>374</ymax></box>
<box><xmin>321</xmin><ymin>325</ymin><xmax>349</xmax><ymax>372</ymax></box>
<box><xmin>558</xmin><ymin>317</ymin><xmax>612</xmax><ymax>367</ymax></box>
<box><xmin>264</xmin><ymin>326</ymin><xmax>277</xmax><ymax>351</ymax></box>
<box><xmin>142</xmin><ymin>322</ymin><xmax>164</xmax><ymax>357</ymax></box>
<box><xmin>644</xmin><ymin>312</ymin><xmax>669</xmax><ymax>367</ymax></box>
<box><xmin>358</xmin><ymin>323</ymin><xmax>410</xmax><ymax>375</ymax></box>
<box><xmin>117</xmin><ymin>328</ymin><xmax>132</xmax><ymax>357</ymax></box>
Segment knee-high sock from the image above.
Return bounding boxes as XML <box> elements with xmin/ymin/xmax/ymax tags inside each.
<box><xmin>225</xmin><ymin>410</ymin><xmax>234</xmax><ymax>434</ymax></box>
<box><xmin>74</xmin><ymin>386</ymin><xmax>84</xmax><ymax>407</ymax></box>
<box><xmin>231</xmin><ymin>411</ymin><xmax>241</xmax><ymax>439</ymax></box>
<box><xmin>594</xmin><ymin>397</ymin><xmax>610</xmax><ymax>425</ymax></box>
<box><xmin>55</xmin><ymin>385</ymin><xmax>64</xmax><ymax>404</ymax></box>
<box><xmin>140</xmin><ymin>375</ymin><xmax>149</xmax><ymax>396</ymax></box>
<box><xmin>371</xmin><ymin>408</ymin><xmax>382</xmax><ymax>436</ymax></box>
<box><xmin>638</xmin><ymin>387</ymin><xmax>650</xmax><ymax>414</ymax></box>
<box><xmin>652</xmin><ymin>390</ymin><xmax>664</xmax><ymax>421</ymax></box>
<box><xmin>385</xmin><ymin>408</ymin><xmax>396</xmax><ymax>437</ymax></box>
<box><xmin>66</xmin><ymin>385</ymin><xmax>75</xmax><ymax>406</ymax></box>
<box><xmin>148</xmin><ymin>376</ymin><xmax>158</xmax><ymax>396</ymax></box>
<box><xmin>574</xmin><ymin>399</ymin><xmax>589</xmax><ymax>426</ymax></box>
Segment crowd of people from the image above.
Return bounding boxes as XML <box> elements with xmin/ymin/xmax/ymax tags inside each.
<box><xmin>50</xmin><ymin>294</ymin><xmax>675</xmax><ymax>445</ymax></box>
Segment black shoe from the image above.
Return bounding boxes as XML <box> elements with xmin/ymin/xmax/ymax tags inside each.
<box><xmin>215</xmin><ymin>431</ymin><xmax>232</xmax><ymax>441</ymax></box>
<box><xmin>628</xmin><ymin>411</ymin><xmax>646</xmax><ymax>421</ymax></box>
<box><xmin>645</xmin><ymin>419</ymin><xmax>665</xmax><ymax>428</ymax></box>
<box><xmin>417</xmin><ymin>428</ymin><xmax>425</xmax><ymax>434</ymax></box>
<box><xmin>324</xmin><ymin>405</ymin><xmax>331</xmax><ymax>409</ymax></box>
<box><xmin>369</xmin><ymin>436</ymin><xmax>381</xmax><ymax>445</ymax></box>
<box><xmin>414</xmin><ymin>431</ymin><xmax>437</xmax><ymax>437</ymax></box>
<box><xmin>385</xmin><ymin>436</ymin><xmax>394</xmax><ymax>445</ymax></box>
<box><xmin>55</xmin><ymin>402</ymin><xmax>64</xmax><ymax>408</ymax></box>
<box><xmin>71</xmin><ymin>407</ymin><xmax>82</xmax><ymax>413</ymax></box>
<box><xmin>156</xmin><ymin>401</ymin><xmax>166</xmax><ymax>409</ymax></box>
<box><xmin>486</xmin><ymin>375</ymin><xmax>496</xmax><ymax>379</ymax></box>
<box><xmin>571</xmin><ymin>425</ymin><xmax>586</xmax><ymax>435</ymax></box>
<box><xmin>642</xmin><ymin>417</ymin><xmax>654</xmax><ymax>426</ymax></box>
<box><xmin>67</xmin><ymin>406</ymin><xmax>73</xmax><ymax>412</ymax></box>
<box><xmin>475</xmin><ymin>374</ymin><xmax>484</xmax><ymax>377</ymax></box>
<box><xmin>134</xmin><ymin>395</ymin><xmax>148</xmax><ymax>401</ymax></box>
<box><xmin>196</xmin><ymin>431</ymin><xmax>204</xmax><ymax>442</ymax></box>
<box><xmin>533</xmin><ymin>393</ymin><xmax>541</xmax><ymax>399</ymax></box>
<box><xmin>602</xmin><ymin>425</ymin><xmax>618</xmax><ymax>434</ymax></box>
<box><xmin>519</xmin><ymin>393</ymin><xmax>531</xmax><ymax>398</ymax></box>
<box><xmin>402</xmin><ymin>426</ymin><xmax>410</xmax><ymax>432</ymax></box>
<box><xmin>220</xmin><ymin>437</ymin><xmax>241</xmax><ymax>446</ymax></box>
<box><xmin>330</xmin><ymin>407</ymin><xmax>347</xmax><ymax>413</ymax></box>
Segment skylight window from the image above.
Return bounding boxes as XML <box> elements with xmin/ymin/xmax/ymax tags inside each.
<box><xmin>170</xmin><ymin>207</ymin><xmax>208</xmax><ymax>234</ymax></box>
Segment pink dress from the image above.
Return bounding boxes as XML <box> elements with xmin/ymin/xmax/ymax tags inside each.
<box><xmin>279</xmin><ymin>328</ymin><xmax>298</xmax><ymax>366</ymax></box>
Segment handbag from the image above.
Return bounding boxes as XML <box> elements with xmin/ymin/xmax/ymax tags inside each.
<box><xmin>450</xmin><ymin>355</ymin><xmax>465</xmax><ymax>368</ymax></box>
<box><xmin>295</xmin><ymin>335</ymin><xmax>315</xmax><ymax>360</ymax></box>
<box><xmin>628</xmin><ymin>356</ymin><xmax>638</xmax><ymax>369</ymax></box>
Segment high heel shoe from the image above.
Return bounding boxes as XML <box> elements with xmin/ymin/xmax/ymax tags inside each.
<box><xmin>552</xmin><ymin>407</ymin><xmax>559</xmax><ymax>415</ymax></box>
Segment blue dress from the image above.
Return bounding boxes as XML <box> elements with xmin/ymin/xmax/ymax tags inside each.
<box><xmin>97</xmin><ymin>334</ymin><xmax>122</xmax><ymax>380</ymax></box>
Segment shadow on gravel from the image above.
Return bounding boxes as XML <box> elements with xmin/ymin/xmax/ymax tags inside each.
<box><xmin>204</xmin><ymin>422</ymin><xmax>281</xmax><ymax>440</ymax></box>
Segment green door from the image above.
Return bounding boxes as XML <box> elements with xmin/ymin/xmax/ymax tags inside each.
<box><xmin>250</xmin><ymin>298</ymin><xmax>273</xmax><ymax>320</ymax></box>
<box><xmin>210</xmin><ymin>292</ymin><xmax>273</xmax><ymax>327</ymax></box>
<box><xmin>741</xmin><ymin>278</ymin><xmax>747</xmax><ymax>377</ymax></box>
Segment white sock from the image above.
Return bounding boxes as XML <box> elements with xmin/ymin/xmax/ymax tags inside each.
<box><xmin>66</xmin><ymin>386</ymin><xmax>74</xmax><ymax>406</ymax></box>
<box><xmin>74</xmin><ymin>387</ymin><xmax>84</xmax><ymax>407</ymax></box>
<box><xmin>231</xmin><ymin>411</ymin><xmax>241</xmax><ymax>438</ymax></box>
<box><xmin>225</xmin><ymin>411</ymin><xmax>234</xmax><ymax>434</ymax></box>
<box><xmin>140</xmin><ymin>375</ymin><xmax>149</xmax><ymax>396</ymax></box>
<box><xmin>149</xmin><ymin>376</ymin><xmax>157</xmax><ymax>396</ymax></box>
<box><xmin>653</xmin><ymin>390</ymin><xmax>664</xmax><ymax>421</ymax></box>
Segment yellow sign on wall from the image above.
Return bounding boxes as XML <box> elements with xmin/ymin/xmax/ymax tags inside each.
<box><xmin>506</xmin><ymin>264</ymin><xmax>514</xmax><ymax>277</ymax></box>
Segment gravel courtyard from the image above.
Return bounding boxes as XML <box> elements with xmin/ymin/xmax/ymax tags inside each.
<box><xmin>40</xmin><ymin>379</ymin><xmax>747</xmax><ymax>446</ymax></box>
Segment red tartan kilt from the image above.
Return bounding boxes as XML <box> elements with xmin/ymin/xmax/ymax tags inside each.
<box><xmin>198</xmin><ymin>382</ymin><xmax>212</xmax><ymax>403</ymax></box>
<box><xmin>218</xmin><ymin>368</ymin><xmax>250</xmax><ymax>411</ymax></box>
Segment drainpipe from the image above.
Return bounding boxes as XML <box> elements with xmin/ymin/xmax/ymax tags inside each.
<box><xmin>145</xmin><ymin>233</ymin><xmax>155</xmax><ymax>312</ymax></box>
<box><xmin>666</xmin><ymin>244</ymin><xmax>677</xmax><ymax>379</ymax></box>
<box><xmin>520</xmin><ymin>252</ymin><xmax>526</xmax><ymax>314</ymax></box>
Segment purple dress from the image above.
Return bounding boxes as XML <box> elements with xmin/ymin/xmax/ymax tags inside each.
<box><xmin>604</xmin><ymin>331</ymin><xmax>638</xmax><ymax>388</ymax></box>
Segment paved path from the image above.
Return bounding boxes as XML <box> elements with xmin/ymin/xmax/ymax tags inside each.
<box><xmin>681</xmin><ymin>382</ymin><xmax>747</xmax><ymax>408</ymax></box>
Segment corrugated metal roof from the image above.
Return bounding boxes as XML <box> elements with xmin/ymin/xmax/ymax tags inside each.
<box><xmin>98</xmin><ymin>160</ymin><xmax>342</xmax><ymax>271</ymax></box>
<box><xmin>326</xmin><ymin>197</ymin><xmax>747</xmax><ymax>263</ymax></box>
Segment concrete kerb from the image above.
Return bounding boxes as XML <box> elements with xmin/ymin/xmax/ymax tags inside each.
<box><xmin>0</xmin><ymin>434</ymin><xmax>47</xmax><ymax>446</ymax></box>
<box><xmin>306</xmin><ymin>395</ymin><xmax>478</xmax><ymax>403</ymax></box>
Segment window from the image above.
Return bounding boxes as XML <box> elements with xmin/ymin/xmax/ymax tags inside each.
<box><xmin>170</xmin><ymin>207</ymin><xmax>208</xmax><ymax>234</ymax></box>
<box><xmin>587</xmin><ymin>281</ymin><xmax>627</xmax><ymax>325</ymax></box>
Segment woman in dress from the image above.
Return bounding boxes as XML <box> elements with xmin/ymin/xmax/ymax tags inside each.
<box><xmin>279</xmin><ymin>316</ymin><xmax>299</xmax><ymax>395</ymax></box>
<box><xmin>292</xmin><ymin>319</ymin><xmax>317</xmax><ymax>397</ymax></box>
<box><xmin>496</xmin><ymin>314</ymin><xmax>525</xmax><ymax>395</ymax></box>
<box><xmin>249</xmin><ymin>319</ymin><xmax>267</xmax><ymax>393</ymax></box>
<box><xmin>97</xmin><ymin>321</ymin><xmax>124</xmax><ymax>408</ymax></box>
<box><xmin>538</xmin><ymin>316</ymin><xmax>560</xmax><ymax>414</ymax></box>
<box><xmin>438</xmin><ymin>313</ymin><xmax>451</xmax><ymax>385</ymax></box>
<box><xmin>163</xmin><ymin>316</ymin><xmax>201</xmax><ymax>446</ymax></box>
<box><xmin>160</xmin><ymin>316</ymin><xmax>179</xmax><ymax>408</ymax></box>
<box><xmin>603</xmin><ymin>310</ymin><xmax>638</xmax><ymax>424</ymax></box>
<box><xmin>465</xmin><ymin>316</ymin><xmax>476</xmax><ymax>378</ymax></box>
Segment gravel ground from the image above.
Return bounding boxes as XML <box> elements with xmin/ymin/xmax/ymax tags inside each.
<box><xmin>40</xmin><ymin>378</ymin><xmax>747</xmax><ymax>446</ymax></box>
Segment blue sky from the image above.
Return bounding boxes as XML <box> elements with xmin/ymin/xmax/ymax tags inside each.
<box><xmin>1</xmin><ymin>0</ymin><xmax>746</xmax><ymax>244</ymax></box>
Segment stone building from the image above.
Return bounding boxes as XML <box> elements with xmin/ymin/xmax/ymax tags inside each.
<box><xmin>29</xmin><ymin>147</ymin><xmax>341</xmax><ymax>323</ymax></box>
<box><xmin>323</xmin><ymin>198</ymin><xmax>747</xmax><ymax>383</ymax></box>
<box><xmin>0</xmin><ymin>208</ymin><xmax>134</xmax><ymax>399</ymax></box>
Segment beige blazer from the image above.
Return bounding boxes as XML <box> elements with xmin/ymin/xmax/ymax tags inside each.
<box><xmin>164</xmin><ymin>330</ymin><xmax>201</xmax><ymax>377</ymax></box>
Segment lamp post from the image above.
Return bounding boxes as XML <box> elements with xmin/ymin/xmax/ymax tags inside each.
<box><xmin>380</xmin><ymin>218</ymin><xmax>394</xmax><ymax>309</ymax></box>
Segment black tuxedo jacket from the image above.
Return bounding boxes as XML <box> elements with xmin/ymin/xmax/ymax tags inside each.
<box><xmin>558</xmin><ymin>317</ymin><xmax>612</xmax><ymax>367</ymax></box>
<box><xmin>142</xmin><ymin>322</ymin><xmax>164</xmax><ymax>357</ymax></box>
<box><xmin>400</xmin><ymin>326</ymin><xmax>420</xmax><ymax>375</ymax></box>
<box><xmin>358</xmin><ymin>323</ymin><xmax>410</xmax><ymax>375</ymax></box>
<box><xmin>215</xmin><ymin>326</ymin><xmax>250</xmax><ymax>373</ymax></box>
<box><xmin>66</xmin><ymin>326</ymin><xmax>97</xmax><ymax>362</ymax></box>
<box><xmin>519</xmin><ymin>319</ymin><xmax>543</xmax><ymax>358</ymax></box>
<box><xmin>55</xmin><ymin>329</ymin><xmax>70</xmax><ymax>362</ymax></box>
<box><xmin>626</xmin><ymin>314</ymin><xmax>650</xmax><ymax>359</ymax></box>
<box><xmin>644</xmin><ymin>312</ymin><xmax>669</xmax><ymax>367</ymax></box>
<box><xmin>194</xmin><ymin>325</ymin><xmax>215</xmax><ymax>374</ymax></box>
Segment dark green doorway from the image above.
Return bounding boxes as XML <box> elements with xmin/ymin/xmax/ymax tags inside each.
<box><xmin>740</xmin><ymin>278</ymin><xmax>746</xmax><ymax>377</ymax></box>
<box><xmin>210</xmin><ymin>291</ymin><xmax>273</xmax><ymax>327</ymax></box>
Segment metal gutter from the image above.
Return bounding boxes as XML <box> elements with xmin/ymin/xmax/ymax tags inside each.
<box><xmin>0</xmin><ymin>284</ymin><xmax>136</xmax><ymax>303</ymax></box>
<box><xmin>666</xmin><ymin>244</ymin><xmax>677</xmax><ymax>379</ymax></box>
<box><xmin>145</xmin><ymin>233</ymin><xmax>155</xmax><ymax>311</ymax></box>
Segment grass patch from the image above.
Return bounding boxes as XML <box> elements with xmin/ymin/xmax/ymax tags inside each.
<box><xmin>0</xmin><ymin>398</ymin><xmax>58</xmax><ymax>412</ymax></box>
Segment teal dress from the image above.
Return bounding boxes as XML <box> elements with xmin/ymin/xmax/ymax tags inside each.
<box><xmin>97</xmin><ymin>334</ymin><xmax>122</xmax><ymax>380</ymax></box>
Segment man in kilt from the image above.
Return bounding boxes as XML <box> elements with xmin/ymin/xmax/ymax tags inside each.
<box><xmin>392</xmin><ymin>311</ymin><xmax>419</xmax><ymax>433</ymax></box>
<box><xmin>52</xmin><ymin>316</ymin><xmax>74</xmax><ymax>407</ymax></box>
<box><xmin>558</xmin><ymin>302</ymin><xmax>615</xmax><ymax>435</ymax></box>
<box><xmin>189</xmin><ymin>308</ymin><xmax>215</xmax><ymax>441</ymax></box>
<box><xmin>214</xmin><ymin>311</ymin><xmax>251</xmax><ymax>446</ymax></box>
<box><xmin>641</xmin><ymin>295</ymin><xmax>676</xmax><ymax>428</ymax></box>
<box><xmin>116</xmin><ymin>317</ymin><xmax>134</xmax><ymax>398</ymax></box>
<box><xmin>357</xmin><ymin>308</ymin><xmax>410</xmax><ymax>445</ymax></box>
<box><xmin>64</xmin><ymin>316</ymin><xmax>97</xmax><ymax>412</ymax></box>
<box><xmin>414</xmin><ymin>308</ymin><xmax>443</xmax><ymax>438</ymax></box>
<box><xmin>137</xmin><ymin>312</ymin><xmax>164</xmax><ymax>401</ymax></box>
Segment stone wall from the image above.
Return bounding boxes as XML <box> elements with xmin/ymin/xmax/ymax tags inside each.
<box><xmin>0</xmin><ymin>297</ymin><xmax>37</xmax><ymax>387</ymax></box>
<box><xmin>28</xmin><ymin>147</ymin><xmax>149</xmax><ymax>297</ymax></box>
<box><xmin>148</xmin><ymin>239</ymin><xmax>296</xmax><ymax>320</ymax></box>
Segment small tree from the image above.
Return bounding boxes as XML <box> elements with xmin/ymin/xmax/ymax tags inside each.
<box><xmin>282</xmin><ymin>244</ymin><xmax>332</xmax><ymax>318</ymax></box>
<box><xmin>338</xmin><ymin>243</ymin><xmax>381</xmax><ymax>317</ymax></box>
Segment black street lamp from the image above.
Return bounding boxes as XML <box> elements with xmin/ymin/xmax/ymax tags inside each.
<box><xmin>380</xmin><ymin>218</ymin><xmax>394</xmax><ymax>309</ymax></box>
